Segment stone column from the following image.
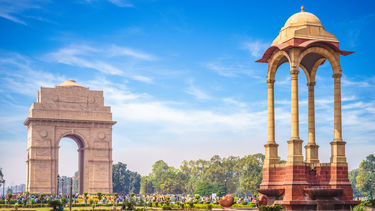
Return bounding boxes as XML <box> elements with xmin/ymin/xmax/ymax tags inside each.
<box><xmin>330</xmin><ymin>73</ymin><xmax>347</xmax><ymax>165</ymax></box>
<box><xmin>305</xmin><ymin>82</ymin><xmax>319</xmax><ymax>163</ymax></box>
<box><xmin>267</xmin><ymin>79</ymin><xmax>276</xmax><ymax>143</ymax></box>
<box><xmin>264</xmin><ymin>79</ymin><xmax>279</xmax><ymax>166</ymax></box>
<box><xmin>287</xmin><ymin>67</ymin><xmax>304</xmax><ymax>165</ymax></box>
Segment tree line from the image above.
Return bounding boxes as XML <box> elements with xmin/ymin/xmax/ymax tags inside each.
<box><xmin>112</xmin><ymin>153</ymin><xmax>375</xmax><ymax>199</ymax></box>
<box><xmin>113</xmin><ymin>153</ymin><xmax>264</xmax><ymax>196</ymax></box>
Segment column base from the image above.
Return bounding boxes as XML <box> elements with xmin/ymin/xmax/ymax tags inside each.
<box><xmin>330</xmin><ymin>140</ymin><xmax>347</xmax><ymax>165</ymax></box>
<box><xmin>286</xmin><ymin>139</ymin><xmax>304</xmax><ymax>165</ymax></box>
<box><xmin>305</xmin><ymin>144</ymin><xmax>319</xmax><ymax>164</ymax></box>
<box><xmin>264</xmin><ymin>142</ymin><xmax>280</xmax><ymax>166</ymax></box>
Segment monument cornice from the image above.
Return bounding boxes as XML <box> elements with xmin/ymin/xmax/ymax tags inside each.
<box><xmin>24</xmin><ymin>117</ymin><xmax>116</xmax><ymax>126</ymax></box>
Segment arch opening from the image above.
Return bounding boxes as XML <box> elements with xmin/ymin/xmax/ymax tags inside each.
<box><xmin>309</xmin><ymin>59</ymin><xmax>335</xmax><ymax>163</ymax></box>
<box><xmin>58</xmin><ymin>135</ymin><xmax>85</xmax><ymax>195</ymax></box>
<box><xmin>273</xmin><ymin>62</ymin><xmax>292</xmax><ymax>161</ymax></box>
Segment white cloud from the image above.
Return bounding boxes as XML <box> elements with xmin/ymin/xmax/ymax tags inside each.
<box><xmin>342</xmin><ymin>77</ymin><xmax>372</xmax><ymax>87</ymax></box>
<box><xmin>0</xmin><ymin>53</ymin><xmax>66</xmax><ymax>96</ymax></box>
<box><xmin>107</xmin><ymin>0</ymin><xmax>133</xmax><ymax>7</ymax></box>
<box><xmin>222</xmin><ymin>98</ymin><xmax>247</xmax><ymax>108</ymax></box>
<box><xmin>0</xmin><ymin>0</ymin><xmax>46</xmax><ymax>25</ymax></box>
<box><xmin>242</xmin><ymin>40</ymin><xmax>270</xmax><ymax>58</ymax></box>
<box><xmin>47</xmin><ymin>44</ymin><xmax>155</xmax><ymax>83</ymax></box>
<box><xmin>185</xmin><ymin>80</ymin><xmax>211</xmax><ymax>100</ymax></box>
<box><xmin>205</xmin><ymin>61</ymin><xmax>262</xmax><ymax>79</ymax></box>
<box><xmin>109</xmin><ymin>45</ymin><xmax>157</xmax><ymax>61</ymax></box>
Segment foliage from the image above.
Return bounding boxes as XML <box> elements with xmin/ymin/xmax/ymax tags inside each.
<box><xmin>6</xmin><ymin>188</ymin><xmax>12</xmax><ymax>194</ymax></box>
<box><xmin>6</xmin><ymin>193</ymin><xmax>12</xmax><ymax>202</ymax></box>
<box><xmin>259</xmin><ymin>204</ymin><xmax>283</xmax><ymax>211</ymax></box>
<box><xmin>361</xmin><ymin>199</ymin><xmax>375</xmax><ymax>208</ymax></box>
<box><xmin>97</xmin><ymin>192</ymin><xmax>102</xmax><ymax>201</ymax></box>
<box><xmin>48</xmin><ymin>200</ymin><xmax>62</xmax><ymax>210</ymax></box>
<box><xmin>351</xmin><ymin>205</ymin><xmax>367</xmax><ymax>211</ymax></box>
<box><xmin>60</xmin><ymin>197</ymin><xmax>68</xmax><ymax>205</ymax></box>
<box><xmin>232</xmin><ymin>203</ymin><xmax>256</xmax><ymax>208</ymax></box>
<box><xmin>122</xmin><ymin>198</ymin><xmax>135</xmax><ymax>210</ymax></box>
<box><xmin>162</xmin><ymin>204</ymin><xmax>172</xmax><ymax>210</ymax></box>
<box><xmin>140</xmin><ymin>176</ymin><xmax>155</xmax><ymax>194</ymax></box>
<box><xmin>113</xmin><ymin>162</ymin><xmax>141</xmax><ymax>194</ymax></box>
<box><xmin>193</xmin><ymin>203</ymin><xmax>213</xmax><ymax>210</ymax></box>
<box><xmin>355</xmin><ymin>154</ymin><xmax>375</xmax><ymax>198</ymax></box>
<box><xmin>141</xmin><ymin>153</ymin><xmax>264</xmax><ymax>195</ymax></box>
<box><xmin>349</xmin><ymin>169</ymin><xmax>361</xmax><ymax>197</ymax></box>
<box><xmin>195</xmin><ymin>182</ymin><xmax>226</xmax><ymax>197</ymax></box>
<box><xmin>0</xmin><ymin>168</ymin><xmax>4</xmax><ymax>188</ymax></box>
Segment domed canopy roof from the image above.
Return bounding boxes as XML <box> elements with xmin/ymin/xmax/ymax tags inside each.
<box><xmin>256</xmin><ymin>6</ymin><xmax>353</xmax><ymax>63</ymax></box>
<box><xmin>284</xmin><ymin>9</ymin><xmax>322</xmax><ymax>28</ymax></box>
<box><xmin>57</xmin><ymin>80</ymin><xmax>82</xmax><ymax>87</ymax></box>
<box><xmin>271</xmin><ymin>6</ymin><xmax>338</xmax><ymax>46</ymax></box>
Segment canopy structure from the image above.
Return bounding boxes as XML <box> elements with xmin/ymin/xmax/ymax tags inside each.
<box><xmin>256</xmin><ymin>6</ymin><xmax>359</xmax><ymax>210</ymax></box>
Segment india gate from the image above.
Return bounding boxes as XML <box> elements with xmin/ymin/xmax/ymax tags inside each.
<box><xmin>25</xmin><ymin>80</ymin><xmax>115</xmax><ymax>194</ymax></box>
<box><xmin>256</xmin><ymin>6</ymin><xmax>358</xmax><ymax>210</ymax></box>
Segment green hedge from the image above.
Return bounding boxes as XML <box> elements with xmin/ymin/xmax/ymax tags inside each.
<box><xmin>361</xmin><ymin>199</ymin><xmax>375</xmax><ymax>208</ymax></box>
<box><xmin>232</xmin><ymin>203</ymin><xmax>256</xmax><ymax>208</ymax></box>
<box><xmin>259</xmin><ymin>204</ymin><xmax>283</xmax><ymax>211</ymax></box>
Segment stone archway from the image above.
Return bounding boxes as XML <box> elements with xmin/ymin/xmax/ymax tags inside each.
<box><xmin>58</xmin><ymin>134</ymin><xmax>86</xmax><ymax>194</ymax></box>
<box><xmin>25</xmin><ymin>80</ymin><xmax>116</xmax><ymax>194</ymax></box>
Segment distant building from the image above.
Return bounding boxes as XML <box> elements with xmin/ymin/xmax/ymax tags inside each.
<box><xmin>5</xmin><ymin>184</ymin><xmax>25</xmax><ymax>194</ymax></box>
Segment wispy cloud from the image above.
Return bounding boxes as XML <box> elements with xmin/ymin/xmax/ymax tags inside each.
<box><xmin>85</xmin><ymin>0</ymin><xmax>133</xmax><ymax>7</ymax></box>
<box><xmin>47</xmin><ymin>44</ymin><xmax>155</xmax><ymax>83</ymax></box>
<box><xmin>185</xmin><ymin>80</ymin><xmax>211</xmax><ymax>100</ymax></box>
<box><xmin>242</xmin><ymin>39</ymin><xmax>270</xmax><ymax>58</ymax></box>
<box><xmin>107</xmin><ymin>0</ymin><xmax>133</xmax><ymax>7</ymax></box>
<box><xmin>222</xmin><ymin>98</ymin><xmax>247</xmax><ymax>108</ymax></box>
<box><xmin>0</xmin><ymin>0</ymin><xmax>46</xmax><ymax>25</ymax></box>
<box><xmin>109</xmin><ymin>45</ymin><xmax>157</xmax><ymax>61</ymax></box>
<box><xmin>205</xmin><ymin>60</ymin><xmax>262</xmax><ymax>79</ymax></box>
<box><xmin>342</xmin><ymin>76</ymin><xmax>373</xmax><ymax>88</ymax></box>
<box><xmin>0</xmin><ymin>53</ymin><xmax>65</xmax><ymax>96</ymax></box>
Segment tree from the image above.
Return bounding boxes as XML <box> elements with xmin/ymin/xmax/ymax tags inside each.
<box><xmin>142</xmin><ymin>154</ymin><xmax>264</xmax><ymax>195</ymax></box>
<box><xmin>195</xmin><ymin>182</ymin><xmax>226</xmax><ymax>197</ymax></box>
<box><xmin>0</xmin><ymin>168</ymin><xmax>4</xmax><ymax>188</ymax></box>
<box><xmin>356</xmin><ymin>154</ymin><xmax>375</xmax><ymax>198</ymax></box>
<box><xmin>112</xmin><ymin>162</ymin><xmax>141</xmax><ymax>194</ymax></box>
<box><xmin>139</xmin><ymin>176</ymin><xmax>155</xmax><ymax>194</ymax></box>
<box><xmin>235</xmin><ymin>153</ymin><xmax>264</xmax><ymax>195</ymax></box>
<box><xmin>6</xmin><ymin>188</ymin><xmax>12</xmax><ymax>195</ymax></box>
<box><xmin>349</xmin><ymin>169</ymin><xmax>360</xmax><ymax>198</ymax></box>
<box><xmin>150</xmin><ymin>161</ymin><xmax>187</xmax><ymax>194</ymax></box>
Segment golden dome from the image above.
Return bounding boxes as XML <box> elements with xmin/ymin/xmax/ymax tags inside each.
<box><xmin>58</xmin><ymin>80</ymin><xmax>82</xmax><ymax>87</ymax></box>
<box><xmin>271</xmin><ymin>6</ymin><xmax>338</xmax><ymax>46</ymax></box>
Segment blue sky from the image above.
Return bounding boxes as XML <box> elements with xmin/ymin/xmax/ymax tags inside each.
<box><xmin>0</xmin><ymin>0</ymin><xmax>375</xmax><ymax>186</ymax></box>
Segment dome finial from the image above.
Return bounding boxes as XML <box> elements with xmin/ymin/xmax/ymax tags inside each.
<box><xmin>301</xmin><ymin>5</ymin><xmax>304</xmax><ymax>12</ymax></box>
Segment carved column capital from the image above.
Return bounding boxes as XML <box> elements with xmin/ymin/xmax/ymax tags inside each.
<box><xmin>267</xmin><ymin>79</ymin><xmax>275</xmax><ymax>84</ymax></box>
<box><xmin>307</xmin><ymin>82</ymin><xmax>316</xmax><ymax>87</ymax></box>
<box><xmin>290</xmin><ymin>67</ymin><xmax>299</xmax><ymax>78</ymax></box>
<box><xmin>332</xmin><ymin>72</ymin><xmax>342</xmax><ymax>79</ymax></box>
